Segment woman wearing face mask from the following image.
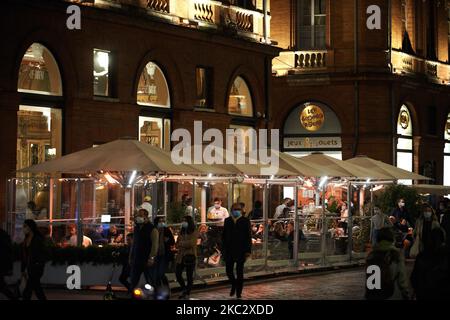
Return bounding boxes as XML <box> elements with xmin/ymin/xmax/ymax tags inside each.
<box><xmin>153</xmin><ymin>217</ymin><xmax>175</xmax><ymax>298</ymax></box>
<box><xmin>21</xmin><ymin>219</ymin><xmax>48</xmax><ymax>300</ymax></box>
<box><xmin>222</xmin><ymin>203</ymin><xmax>252</xmax><ymax>299</ymax></box>
<box><xmin>175</xmin><ymin>215</ymin><xmax>198</xmax><ymax>299</ymax></box>
<box><xmin>410</xmin><ymin>204</ymin><xmax>440</xmax><ymax>258</ymax></box>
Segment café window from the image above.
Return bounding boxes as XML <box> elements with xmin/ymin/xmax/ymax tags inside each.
<box><xmin>396</xmin><ymin>105</ymin><xmax>413</xmax><ymax>184</ymax></box>
<box><xmin>93</xmin><ymin>49</ymin><xmax>113</xmax><ymax>97</ymax></box>
<box><xmin>18</xmin><ymin>43</ymin><xmax>62</xmax><ymax>96</ymax></box>
<box><xmin>444</xmin><ymin>113</ymin><xmax>450</xmax><ymax>186</ymax></box>
<box><xmin>297</xmin><ymin>0</ymin><xmax>326</xmax><ymax>49</ymax></box>
<box><xmin>195</xmin><ymin>67</ymin><xmax>213</xmax><ymax>109</ymax></box>
<box><xmin>17</xmin><ymin>106</ymin><xmax>62</xmax><ymax>172</ymax></box>
<box><xmin>228</xmin><ymin>76</ymin><xmax>253</xmax><ymax>117</ymax></box>
<box><xmin>137</xmin><ymin>62</ymin><xmax>170</xmax><ymax>108</ymax></box>
<box><xmin>138</xmin><ymin>116</ymin><xmax>171</xmax><ymax>151</ymax></box>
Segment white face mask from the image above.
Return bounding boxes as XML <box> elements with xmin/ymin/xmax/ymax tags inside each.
<box><xmin>399</xmin><ymin>202</ymin><xmax>405</xmax><ymax>208</ymax></box>
<box><xmin>214</xmin><ymin>204</ymin><xmax>220</xmax><ymax>209</ymax></box>
<box><xmin>424</xmin><ymin>212</ymin><xmax>432</xmax><ymax>219</ymax></box>
<box><xmin>135</xmin><ymin>217</ymin><xmax>145</xmax><ymax>224</ymax></box>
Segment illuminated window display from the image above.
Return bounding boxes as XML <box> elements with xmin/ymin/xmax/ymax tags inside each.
<box><xmin>137</xmin><ymin>62</ymin><xmax>170</xmax><ymax>108</ymax></box>
<box><xmin>138</xmin><ymin>116</ymin><xmax>171</xmax><ymax>150</ymax></box>
<box><xmin>93</xmin><ymin>49</ymin><xmax>111</xmax><ymax>96</ymax></box>
<box><xmin>18</xmin><ymin>43</ymin><xmax>62</xmax><ymax>96</ymax></box>
<box><xmin>228</xmin><ymin>76</ymin><xmax>253</xmax><ymax>117</ymax></box>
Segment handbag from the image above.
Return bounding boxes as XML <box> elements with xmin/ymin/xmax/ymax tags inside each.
<box><xmin>410</xmin><ymin>239</ymin><xmax>419</xmax><ymax>258</ymax></box>
<box><xmin>205</xmin><ymin>249</ymin><xmax>222</xmax><ymax>267</ymax></box>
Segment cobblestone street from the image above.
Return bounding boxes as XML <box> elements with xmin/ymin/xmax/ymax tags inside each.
<box><xmin>2</xmin><ymin>265</ymin><xmax>398</xmax><ymax>300</ymax></box>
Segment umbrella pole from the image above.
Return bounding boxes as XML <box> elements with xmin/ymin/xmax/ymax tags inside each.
<box><xmin>125</xmin><ymin>188</ymin><xmax>131</xmax><ymax>232</ymax></box>
<box><xmin>262</xmin><ymin>181</ymin><xmax>269</xmax><ymax>270</ymax></box>
<box><xmin>76</xmin><ymin>179</ymin><xmax>82</xmax><ymax>247</ymax></box>
<box><xmin>49</xmin><ymin>178</ymin><xmax>54</xmax><ymax>238</ymax></box>
<box><xmin>321</xmin><ymin>185</ymin><xmax>327</xmax><ymax>266</ymax></box>
<box><xmin>163</xmin><ymin>180</ymin><xmax>167</xmax><ymax>220</ymax></box>
<box><xmin>228</xmin><ymin>179</ymin><xmax>233</xmax><ymax>211</ymax></box>
<box><xmin>192</xmin><ymin>179</ymin><xmax>196</xmax><ymax>221</ymax></box>
<box><xmin>152</xmin><ymin>178</ymin><xmax>158</xmax><ymax>221</ymax></box>
<box><xmin>201</xmin><ymin>184</ymin><xmax>206</xmax><ymax>223</ymax></box>
<box><xmin>293</xmin><ymin>184</ymin><xmax>299</xmax><ymax>267</ymax></box>
<box><xmin>347</xmin><ymin>181</ymin><xmax>353</xmax><ymax>262</ymax></box>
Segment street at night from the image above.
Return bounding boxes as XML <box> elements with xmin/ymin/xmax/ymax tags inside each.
<box><xmin>1</xmin><ymin>1</ymin><xmax>450</xmax><ymax>316</ymax></box>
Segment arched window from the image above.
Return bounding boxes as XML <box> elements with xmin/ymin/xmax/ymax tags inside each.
<box><xmin>18</xmin><ymin>43</ymin><xmax>62</xmax><ymax>96</ymax></box>
<box><xmin>282</xmin><ymin>102</ymin><xmax>342</xmax><ymax>159</ymax></box>
<box><xmin>137</xmin><ymin>62</ymin><xmax>170</xmax><ymax>108</ymax></box>
<box><xmin>396</xmin><ymin>105</ymin><xmax>413</xmax><ymax>184</ymax></box>
<box><xmin>228</xmin><ymin>76</ymin><xmax>253</xmax><ymax>117</ymax></box>
<box><xmin>137</xmin><ymin>62</ymin><xmax>171</xmax><ymax>150</ymax></box>
<box><xmin>444</xmin><ymin>113</ymin><xmax>450</xmax><ymax>186</ymax></box>
<box><xmin>16</xmin><ymin>43</ymin><xmax>63</xmax><ymax>224</ymax></box>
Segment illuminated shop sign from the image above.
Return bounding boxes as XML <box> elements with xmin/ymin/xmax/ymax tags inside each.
<box><xmin>283</xmin><ymin>137</ymin><xmax>342</xmax><ymax>149</ymax></box>
<box><xmin>300</xmin><ymin>104</ymin><xmax>325</xmax><ymax>131</ymax></box>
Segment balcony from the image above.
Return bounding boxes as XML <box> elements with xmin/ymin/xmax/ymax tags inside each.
<box><xmin>78</xmin><ymin>0</ymin><xmax>270</xmax><ymax>43</ymax></box>
<box><xmin>272</xmin><ymin>50</ymin><xmax>328</xmax><ymax>76</ymax></box>
<box><xmin>391</xmin><ymin>49</ymin><xmax>450</xmax><ymax>85</ymax></box>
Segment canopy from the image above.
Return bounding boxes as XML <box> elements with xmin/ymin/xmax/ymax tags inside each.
<box><xmin>345</xmin><ymin>155</ymin><xmax>431</xmax><ymax>181</ymax></box>
<box><xmin>185</xmin><ymin>146</ymin><xmax>298</xmax><ymax>176</ymax></box>
<box><xmin>298</xmin><ymin>153</ymin><xmax>392</xmax><ymax>179</ymax></box>
<box><xmin>18</xmin><ymin>138</ymin><xmax>232</xmax><ymax>175</ymax></box>
<box><xmin>409</xmin><ymin>184</ymin><xmax>450</xmax><ymax>196</ymax></box>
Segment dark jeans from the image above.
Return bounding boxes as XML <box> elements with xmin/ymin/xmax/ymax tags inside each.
<box><xmin>22</xmin><ymin>265</ymin><xmax>46</xmax><ymax>300</ymax></box>
<box><xmin>119</xmin><ymin>264</ymin><xmax>131</xmax><ymax>291</ymax></box>
<box><xmin>154</xmin><ymin>255</ymin><xmax>169</xmax><ymax>288</ymax></box>
<box><xmin>0</xmin><ymin>275</ymin><xmax>16</xmax><ymax>300</ymax></box>
<box><xmin>225</xmin><ymin>258</ymin><xmax>245</xmax><ymax>297</ymax></box>
<box><xmin>129</xmin><ymin>262</ymin><xmax>153</xmax><ymax>293</ymax></box>
<box><xmin>175</xmin><ymin>262</ymin><xmax>194</xmax><ymax>295</ymax></box>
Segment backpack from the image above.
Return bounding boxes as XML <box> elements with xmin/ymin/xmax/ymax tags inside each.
<box><xmin>365</xmin><ymin>250</ymin><xmax>396</xmax><ymax>300</ymax></box>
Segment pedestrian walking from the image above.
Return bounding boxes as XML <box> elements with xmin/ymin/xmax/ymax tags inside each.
<box><xmin>410</xmin><ymin>227</ymin><xmax>450</xmax><ymax>300</ymax></box>
<box><xmin>129</xmin><ymin>208</ymin><xmax>159</xmax><ymax>296</ymax></box>
<box><xmin>222</xmin><ymin>203</ymin><xmax>252</xmax><ymax>299</ymax></box>
<box><xmin>0</xmin><ymin>228</ymin><xmax>16</xmax><ymax>300</ymax></box>
<box><xmin>365</xmin><ymin>227</ymin><xmax>409</xmax><ymax>300</ymax></box>
<box><xmin>410</xmin><ymin>203</ymin><xmax>440</xmax><ymax>258</ymax></box>
<box><xmin>175</xmin><ymin>215</ymin><xmax>198</xmax><ymax>299</ymax></box>
<box><xmin>153</xmin><ymin>216</ymin><xmax>175</xmax><ymax>299</ymax></box>
<box><xmin>21</xmin><ymin>219</ymin><xmax>48</xmax><ymax>300</ymax></box>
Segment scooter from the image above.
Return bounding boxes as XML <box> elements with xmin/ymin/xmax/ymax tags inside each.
<box><xmin>103</xmin><ymin>251</ymin><xmax>120</xmax><ymax>300</ymax></box>
<box><xmin>102</xmin><ymin>250</ymin><xmax>160</xmax><ymax>300</ymax></box>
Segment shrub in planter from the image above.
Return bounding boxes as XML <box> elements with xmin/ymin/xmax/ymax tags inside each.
<box><xmin>13</xmin><ymin>242</ymin><xmax>120</xmax><ymax>265</ymax></box>
<box><xmin>375</xmin><ymin>184</ymin><xmax>420</xmax><ymax>223</ymax></box>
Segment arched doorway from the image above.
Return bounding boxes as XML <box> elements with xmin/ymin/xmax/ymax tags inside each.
<box><xmin>395</xmin><ymin>104</ymin><xmax>414</xmax><ymax>184</ymax></box>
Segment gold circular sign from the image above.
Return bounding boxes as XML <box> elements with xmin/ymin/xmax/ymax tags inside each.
<box><xmin>399</xmin><ymin>110</ymin><xmax>409</xmax><ymax>130</ymax></box>
<box><xmin>300</xmin><ymin>105</ymin><xmax>325</xmax><ymax>132</ymax></box>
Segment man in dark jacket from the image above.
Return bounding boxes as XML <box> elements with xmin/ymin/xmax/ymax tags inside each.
<box><xmin>129</xmin><ymin>208</ymin><xmax>159</xmax><ymax>295</ymax></box>
<box><xmin>0</xmin><ymin>228</ymin><xmax>16</xmax><ymax>300</ymax></box>
<box><xmin>391</xmin><ymin>198</ymin><xmax>413</xmax><ymax>227</ymax></box>
<box><xmin>222</xmin><ymin>203</ymin><xmax>252</xmax><ymax>299</ymax></box>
